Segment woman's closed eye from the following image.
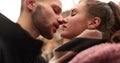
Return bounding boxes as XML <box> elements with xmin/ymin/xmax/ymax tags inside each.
<box><xmin>70</xmin><ymin>9</ymin><xmax>77</xmax><ymax>16</ymax></box>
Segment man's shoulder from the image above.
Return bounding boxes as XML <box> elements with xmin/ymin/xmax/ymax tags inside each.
<box><xmin>0</xmin><ymin>13</ymin><xmax>14</xmax><ymax>25</ymax></box>
<box><xmin>0</xmin><ymin>13</ymin><xmax>11</xmax><ymax>22</ymax></box>
<box><xmin>0</xmin><ymin>37</ymin><xmax>7</xmax><ymax>48</ymax></box>
<box><xmin>0</xmin><ymin>13</ymin><xmax>19</xmax><ymax>37</ymax></box>
<box><xmin>0</xmin><ymin>39</ymin><xmax>4</xmax><ymax>63</ymax></box>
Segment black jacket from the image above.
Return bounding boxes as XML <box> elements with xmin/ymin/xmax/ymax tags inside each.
<box><xmin>0</xmin><ymin>13</ymin><xmax>46</xmax><ymax>63</ymax></box>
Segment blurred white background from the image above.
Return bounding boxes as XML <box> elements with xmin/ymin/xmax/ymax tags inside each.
<box><xmin>0</xmin><ymin>0</ymin><xmax>119</xmax><ymax>22</ymax></box>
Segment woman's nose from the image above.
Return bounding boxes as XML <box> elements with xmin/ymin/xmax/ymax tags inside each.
<box><xmin>57</xmin><ymin>17</ymin><xmax>68</xmax><ymax>25</ymax></box>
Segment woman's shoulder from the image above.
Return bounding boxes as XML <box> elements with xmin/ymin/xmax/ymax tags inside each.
<box><xmin>69</xmin><ymin>43</ymin><xmax>120</xmax><ymax>63</ymax></box>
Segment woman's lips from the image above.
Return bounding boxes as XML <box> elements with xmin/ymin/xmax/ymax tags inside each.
<box><xmin>62</xmin><ymin>24</ymin><xmax>67</xmax><ymax>28</ymax></box>
<box><xmin>62</xmin><ymin>24</ymin><xmax>67</xmax><ymax>30</ymax></box>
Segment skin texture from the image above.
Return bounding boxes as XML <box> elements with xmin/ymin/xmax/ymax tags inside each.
<box><xmin>17</xmin><ymin>0</ymin><xmax>63</xmax><ymax>39</ymax></box>
<box><xmin>61</xmin><ymin>2</ymin><xmax>90</xmax><ymax>39</ymax></box>
<box><xmin>61</xmin><ymin>1</ymin><xmax>102</xmax><ymax>39</ymax></box>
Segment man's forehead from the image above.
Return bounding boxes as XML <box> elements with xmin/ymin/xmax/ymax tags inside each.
<box><xmin>48</xmin><ymin>0</ymin><xmax>62</xmax><ymax>4</ymax></box>
<box><xmin>53</xmin><ymin>0</ymin><xmax>62</xmax><ymax>5</ymax></box>
<box><xmin>47</xmin><ymin>0</ymin><xmax>62</xmax><ymax>7</ymax></box>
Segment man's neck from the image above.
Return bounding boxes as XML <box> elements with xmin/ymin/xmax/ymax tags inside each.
<box><xmin>17</xmin><ymin>11</ymin><xmax>40</xmax><ymax>39</ymax></box>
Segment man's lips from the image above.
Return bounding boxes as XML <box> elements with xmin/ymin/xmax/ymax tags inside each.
<box><xmin>53</xmin><ymin>23</ymin><xmax>59</xmax><ymax>33</ymax></box>
<box><xmin>54</xmin><ymin>23</ymin><xmax>59</xmax><ymax>29</ymax></box>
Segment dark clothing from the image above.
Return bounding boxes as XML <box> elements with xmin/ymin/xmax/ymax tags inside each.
<box><xmin>49</xmin><ymin>38</ymin><xmax>107</xmax><ymax>63</ymax></box>
<box><xmin>0</xmin><ymin>13</ymin><xmax>46</xmax><ymax>63</ymax></box>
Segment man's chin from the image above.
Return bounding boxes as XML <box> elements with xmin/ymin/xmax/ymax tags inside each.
<box><xmin>40</xmin><ymin>30</ymin><xmax>54</xmax><ymax>39</ymax></box>
<box><xmin>43</xmin><ymin>34</ymin><xmax>53</xmax><ymax>40</ymax></box>
<box><xmin>45</xmin><ymin>36</ymin><xmax>53</xmax><ymax>40</ymax></box>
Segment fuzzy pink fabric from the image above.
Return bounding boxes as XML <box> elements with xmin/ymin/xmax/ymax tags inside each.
<box><xmin>69</xmin><ymin>43</ymin><xmax>120</xmax><ymax>63</ymax></box>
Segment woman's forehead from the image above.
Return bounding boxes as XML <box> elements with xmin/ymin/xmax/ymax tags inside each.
<box><xmin>74</xmin><ymin>2</ymin><xmax>86</xmax><ymax>10</ymax></box>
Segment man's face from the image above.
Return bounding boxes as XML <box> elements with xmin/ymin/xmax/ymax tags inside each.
<box><xmin>32</xmin><ymin>0</ymin><xmax>62</xmax><ymax>39</ymax></box>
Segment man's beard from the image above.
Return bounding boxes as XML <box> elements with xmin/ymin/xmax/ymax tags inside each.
<box><xmin>32</xmin><ymin>6</ymin><xmax>53</xmax><ymax>39</ymax></box>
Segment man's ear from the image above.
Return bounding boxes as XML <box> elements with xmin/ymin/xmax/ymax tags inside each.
<box><xmin>88</xmin><ymin>17</ymin><xmax>101</xmax><ymax>29</ymax></box>
<box><xmin>25</xmin><ymin>0</ymin><xmax>35</xmax><ymax>11</ymax></box>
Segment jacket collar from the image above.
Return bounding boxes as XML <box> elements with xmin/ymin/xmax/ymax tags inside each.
<box><xmin>51</xmin><ymin>38</ymin><xmax>107</xmax><ymax>63</ymax></box>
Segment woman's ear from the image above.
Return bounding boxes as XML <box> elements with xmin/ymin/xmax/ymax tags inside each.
<box><xmin>88</xmin><ymin>17</ymin><xmax>101</xmax><ymax>29</ymax></box>
<box><xmin>25</xmin><ymin>0</ymin><xmax>35</xmax><ymax>11</ymax></box>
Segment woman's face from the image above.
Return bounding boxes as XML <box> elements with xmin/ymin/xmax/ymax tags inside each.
<box><xmin>61</xmin><ymin>2</ymin><xmax>90</xmax><ymax>39</ymax></box>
